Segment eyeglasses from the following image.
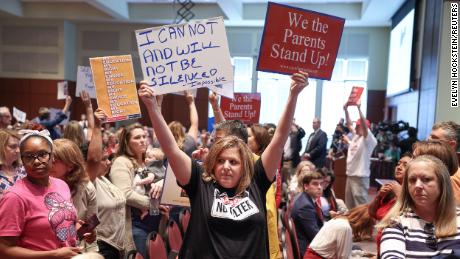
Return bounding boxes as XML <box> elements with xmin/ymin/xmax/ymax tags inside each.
<box><xmin>424</xmin><ymin>223</ymin><xmax>437</xmax><ymax>250</ymax></box>
<box><xmin>21</xmin><ymin>151</ymin><xmax>51</xmax><ymax>164</ymax></box>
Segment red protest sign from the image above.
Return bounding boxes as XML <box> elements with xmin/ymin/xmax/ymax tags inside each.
<box><xmin>257</xmin><ymin>2</ymin><xmax>345</xmax><ymax>80</ymax></box>
<box><xmin>220</xmin><ymin>93</ymin><xmax>261</xmax><ymax>124</ymax></box>
<box><xmin>347</xmin><ymin>86</ymin><xmax>364</xmax><ymax>106</ymax></box>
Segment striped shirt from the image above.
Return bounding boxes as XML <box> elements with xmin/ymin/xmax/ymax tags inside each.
<box><xmin>380</xmin><ymin>208</ymin><xmax>460</xmax><ymax>258</ymax></box>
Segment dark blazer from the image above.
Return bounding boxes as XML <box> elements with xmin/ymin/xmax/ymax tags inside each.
<box><xmin>290</xmin><ymin>127</ymin><xmax>306</xmax><ymax>168</ymax></box>
<box><xmin>290</xmin><ymin>192</ymin><xmax>323</xmax><ymax>258</ymax></box>
<box><xmin>304</xmin><ymin>129</ymin><xmax>328</xmax><ymax>168</ymax></box>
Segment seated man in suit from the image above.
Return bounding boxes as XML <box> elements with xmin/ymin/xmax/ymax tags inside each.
<box><xmin>290</xmin><ymin>171</ymin><xmax>324</xmax><ymax>258</ymax></box>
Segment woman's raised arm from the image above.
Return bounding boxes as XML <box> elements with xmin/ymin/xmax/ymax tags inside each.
<box><xmin>261</xmin><ymin>71</ymin><xmax>308</xmax><ymax>181</ymax></box>
<box><xmin>86</xmin><ymin>108</ymin><xmax>107</xmax><ymax>182</ymax></box>
<box><xmin>138</xmin><ymin>82</ymin><xmax>192</xmax><ymax>185</ymax></box>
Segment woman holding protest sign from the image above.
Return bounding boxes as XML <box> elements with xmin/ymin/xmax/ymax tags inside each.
<box><xmin>138</xmin><ymin>70</ymin><xmax>308</xmax><ymax>258</ymax></box>
<box><xmin>167</xmin><ymin>90</ymin><xmax>199</xmax><ymax>157</ymax></box>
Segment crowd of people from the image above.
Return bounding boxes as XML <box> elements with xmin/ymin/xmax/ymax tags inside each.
<box><xmin>1</xmin><ymin>71</ymin><xmax>460</xmax><ymax>259</ymax></box>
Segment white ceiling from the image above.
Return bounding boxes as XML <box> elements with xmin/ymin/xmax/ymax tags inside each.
<box><xmin>0</xmin><ymin>0</ymin><xmax>406</xmax><ymax>27</ymax></box>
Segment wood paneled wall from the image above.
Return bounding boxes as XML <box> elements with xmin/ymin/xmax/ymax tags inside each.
<box><xmin>0</xmin><ymin>77</ymin><xmax>209</xmax><ymax>130</ymax></box>
<box><xmin>367</xmin><ymin>90</ymin><xmax>386</xmax><ymax>123</ymax></box>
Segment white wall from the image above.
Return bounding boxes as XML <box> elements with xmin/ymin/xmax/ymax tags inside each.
<box><xmin>0</xmin><ymin>19</ymin><xmax>67</xmax><ymax>80</ymax></box>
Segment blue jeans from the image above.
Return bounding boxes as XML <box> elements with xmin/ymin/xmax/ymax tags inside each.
<box><xmin>132</xmin><ymin>225</ymin><xmax>148</xmax><ymax>259</ymax></box>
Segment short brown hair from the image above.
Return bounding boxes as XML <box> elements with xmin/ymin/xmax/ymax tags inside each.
<box><xmin>301</xmin><ymin>171</ymin><xmax>323</xmax><ymax>185</ymax></box>
<box><xmin>203</xmin><ymin>136</ymin><xmax>254</xmax><ymax>195</ymax></box>
<box><xmin>249</xmin><ymin>124</ymin><xmax>272</xmax><ymax>155</ymax></box>
<box><xmin>413</xmin><ymin>140</ymin><xmax>458</xmax><ymax>175</ymax></box>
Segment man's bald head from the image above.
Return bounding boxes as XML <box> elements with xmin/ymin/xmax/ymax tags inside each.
<box><xmin>0</xmin><ymin>107</ymin><xmax>12</xmax><ymax>129</ymax></box>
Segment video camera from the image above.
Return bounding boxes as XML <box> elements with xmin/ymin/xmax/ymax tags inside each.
<box><xmin>377</xmin><ymin>121</ymin><xmax>409</xmax><ymax>134</ymax></box>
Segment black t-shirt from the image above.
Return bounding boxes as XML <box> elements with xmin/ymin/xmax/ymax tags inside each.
<box><xmin>178</xmin><ymin>159</ymin><xmax>272</xmax><ymax>259</ymax></box>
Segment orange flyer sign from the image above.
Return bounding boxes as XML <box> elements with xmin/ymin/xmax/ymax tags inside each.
<box><xmin>257</xmin><ymin>2</ymin><xmax>344</xmax><ymax>80</ymax></box>
<box><xmin>220</xmin><ymin>93</ymin><xmax>261</xmax><ymax>124</ymax></box>
<box><xmin>347</xmin><ymin>86</ymin><xmax>364</xmax><ymax>106</ymax></box>
<box><xmin>90</xmin><ymin>55</ymin><xmax>142</xmax><ymax>122</ymax></box>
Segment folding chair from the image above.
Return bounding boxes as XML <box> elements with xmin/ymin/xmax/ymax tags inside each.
<box><xmin>178</xmin><ymin>208</ymin><xmax>191</xmax><ymax>236</ymax></box>
<box><xmin>146</xmin><ymin>231</ymin><xmax>168</xmax><ymax>259</ymax></box>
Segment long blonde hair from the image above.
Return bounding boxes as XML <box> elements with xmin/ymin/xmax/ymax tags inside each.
<box><xmin>378</xmin><ymin>155</ymin><xmax>457</xmax><ymax>238</ymax></box>
<box><xmin>168</xmin><ymin>121</ymin><xmax>185</xmax><ymax>150</ymax></box>
<box><xmin>53</xmin><ymin>139</ymin><xmax>89</xmax><ymax>195</ymax></box>
<box><xmin>0</xmin><ymin>129</ymin><xmax>21</xmax><ymax>168</ymax></box>
<box><xmin>63</xmin><ymin>121</ymin><xmax>86</xmax><ymax>148</ymax></box>
<box><xmin>115</xmin><ymin>123</ymin><xmax>145</xmax><ymax>170</ymax></box>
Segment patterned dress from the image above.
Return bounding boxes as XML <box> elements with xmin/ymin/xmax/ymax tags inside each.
<box><xmin>0</xmin><ymin>165</ymin><xmax>26</xmax><ymax>198</ymax></box>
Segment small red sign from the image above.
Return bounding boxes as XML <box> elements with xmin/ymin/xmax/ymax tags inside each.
<box><xmin>257</xmin><ymin>2</ymin><xmax>345</xmax><ymax>80</ymax></box>
<box><xmin>347</xmin><ymin>86</ymin><xmax>364</xmax><ymax>106</ymax></box>
<box><xmin>220</xmin><ymin>93</ymin><xmax>261</xmax><ymax>124</ymax></box>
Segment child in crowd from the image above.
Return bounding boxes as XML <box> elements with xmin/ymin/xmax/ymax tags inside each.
<box><xmin>133</xmin><ymin>147</ymin><xmax>166</xmax><ymax>218</ymax></box>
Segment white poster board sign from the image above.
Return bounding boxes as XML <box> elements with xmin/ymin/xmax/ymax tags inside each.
<box><xmin>160</xmin><ymin>165</ymin><xmax>190</xmax><ymax>207</ymax></box>
<box><xmin>76</xmin><ymin>66</ymin><xmax>96</xmax><ymax>98</ymax></box>
<box><xmin>135</xmin><ymin>16</ymin><xmax>234</xmax><ymax>98</ymax></box>
<box><xmin>57</xmin><ymin>81</ymin><xmax>68</xmax><ymax>100</ymax></box>
<box><xmin>13</xmin><ymin>107</ymin><xmax>26</xmax><ymax>123</ymax></box>
<box><xmin>375</xmin><ymin>179</ymin><xmax>398</xmax><ymax>186</ymax></box>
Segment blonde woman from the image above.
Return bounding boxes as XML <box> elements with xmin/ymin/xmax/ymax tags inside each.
<box><xmin>288</xmin><ymin>160</ymin><xmax>316</xmax><ymax>196</ymax></box>
<box><xmin>138</xmin><ymin>71</ymin><xmax>308</xmax><ymax>258</ymax></box>
<box><xmin>168</xmin><ymin>91</ymin><xmax>199</xmax><ymax>157</ymax></box>
<box><xmin>63</xmin><ymin>121</ymin><xmax>88</xmax><ymax>158</ymax></box>
<box><xmin>50</xmin><ymin>139</ymin><xmax>97</xmax><ymax>224</ymax></box>
<box><xmin>0</xmin><ymin>129</ymin><xmax>24</xmax><ymax>198</ymax></box>
<box><xmin>379</xmin><ymin>155</ymin><xmax>460</xmax><ymax>258</ymax></box>
<box><xmin>109</xmin><ymin>123</ymin><xmax>164</xmax><ymax>258</ymax></box>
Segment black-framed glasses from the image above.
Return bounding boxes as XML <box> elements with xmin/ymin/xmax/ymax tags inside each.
<box><xmin>21</xmin><ymin>151</ymin><xmax>51</xmax><ymax>164</ymax></box>
<box><xmin>424</xmin><ymin>223</ymin><xmax>437</xmax><ymax>250</ymax></box>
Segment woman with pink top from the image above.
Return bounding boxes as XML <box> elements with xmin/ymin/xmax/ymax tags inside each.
<box><xmin>0</xmin><ymin>131</ymin><xmax>81</xmax><ymax>258</ymax></box>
